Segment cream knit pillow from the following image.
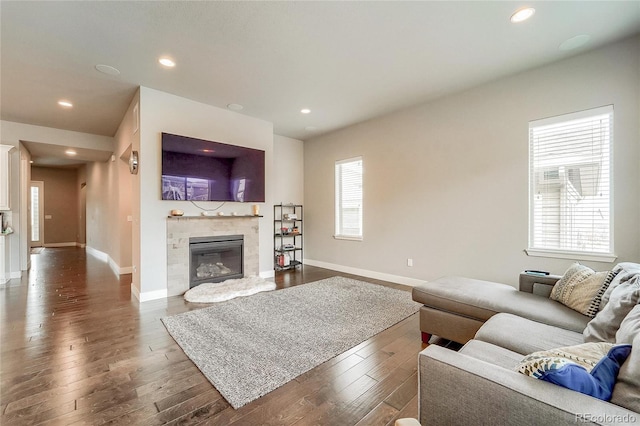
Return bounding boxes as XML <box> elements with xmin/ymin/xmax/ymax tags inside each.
<box><xmin>550</xmin><ymin>263</ymin><xmax>609</xmax><ymax>317</ymax></box>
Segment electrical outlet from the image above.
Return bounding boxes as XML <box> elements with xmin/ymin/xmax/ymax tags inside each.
<box><xmin>407</xmin><ymin>258</ymin><xmax>413</xmax><ymax>267</ymax></box>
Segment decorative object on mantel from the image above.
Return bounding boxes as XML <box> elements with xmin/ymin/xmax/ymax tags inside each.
<box><xmin>162</xmin><ymin>276</ymin><xmax>421</xmax><ymax>409</ymax></box>
<box><xmin>166</xmin><ymin>215</ymin><xmax>263</xmax><ymax>219</ymax></box>
<box><xmin>183</xmin><ymin>276</ymin><xmax>275</xmax><ymax>303</ymax></box>
<box><xmin>170</xmin><ymin>209</ymin><xmax>184</xmax><ymax>216</ymax></box>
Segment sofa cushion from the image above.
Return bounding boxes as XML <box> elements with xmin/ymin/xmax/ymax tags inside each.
<box><xmin>460</xmin><ymin>339</ymin><xmax>524</xmax><ymax>370</ymax></box>
<box><xmin>617</xmin><ymin>304</ymin><xmax>640</xmax><ymax>344</ymax></box>
<box><xmin>600</xmin><ymin>262</ymin><xmax>640</xmax><ymax>310</ymax></box>
<box><xmin>412</xmin><ymin>277</ymin><xmax>518</xmax><ymax>320</ymax></box>
<box><xmin>550</xmin><ymin>263</ymin><xmax>611</xmax><ymax>317</ymax></box>
<box><xmin>517</xmin><ymin>342</ymin><xmax>632</xmax><ymax>401</ymax></box>
<box><xmin>413</xmin><ymin>277</ymin><xmax>589</xmax><ymax>333</ymax></box>
<box><xmin>584</xmin><ymin>275</ymin><xmax>640</xmax><ymax>343</ymax></box>
<box><xmin>611</xmin><ymin>334</ymin><xmax>640</xmax><ymax>412</ymax></box>
<box><xmin>474</xmin><ymin>313</ymin><xmax>584</xmax><ymax>355</ymax></box>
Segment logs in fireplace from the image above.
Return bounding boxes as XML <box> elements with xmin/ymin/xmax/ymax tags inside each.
<box><xmin>189</xmin><ymin>235</ymin><xmax>243</xmax><ymax>287</ymax></box>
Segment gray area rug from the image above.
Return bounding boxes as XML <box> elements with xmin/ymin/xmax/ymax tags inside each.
<box><xmin>161</xmin><ymin>276</ymin><xmax>421</xmax><ymax>409</ymax></box>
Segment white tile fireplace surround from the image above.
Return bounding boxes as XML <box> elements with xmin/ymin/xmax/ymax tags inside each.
<box><xmin>166</xmin><ymin>216</ymin><xmax>260</xmax><ymax>297</ymax></box>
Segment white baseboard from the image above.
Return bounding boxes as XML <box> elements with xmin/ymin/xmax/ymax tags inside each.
<box><xmin>108</xmin><ymin>256</ymin><xmax>133</xmax><ymax>275</ymax></box>
<box><xmin>131</xmin><ymin>283</ymin><xmax>140</xmax><ymax>302</ymax></box>
<box><xmin>0</xmin><ymin>270</ymin><xmax>22</xmax><ymax>285</ymax></box>
<box><xmin>132</xmin><ymin>284</ymin><xmax>168</xmax><ymax>302</ymax></box>
<box><xmin>259</xmin><ymin>269</ymin><xmax>275</xmax><ymax>279</ymax></box>
<box><xmin>304</xmin><ymin>259</ymin><xmax>426</xmax><ymax>287</ymax></box>
<box><xmin>131</xmin><ymin>284</ymin><xmax>140</xmax><ymax>302</ymax></box>
<box><xmin>77</xmin><ymin>243</ymin><xmax>86</xmax><ymax>248</ymax></box>
<box><xmin>86</xmin><ymin>246</ymin><xmax>131</xmax><ymax>275</ymax></box>
<box><xmin>86</xmin><ymin>245</ymin><xmax>108</xmax><ymax>262</ymax></box>
<box><xmin>44</xmin><ymin>242</ymin><xmax>77</xmax><ymax>248</ymax></box>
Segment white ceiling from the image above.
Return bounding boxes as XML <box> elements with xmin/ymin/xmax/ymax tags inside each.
<box><xmin>2</xmin><ymin>1</ymin><xmax>639</xmax><ymax>149</ymax></box>
<box><xmin>21</xmin><ymin>140</ymin><xmax>113</xmax><ymax>167</ymax></box>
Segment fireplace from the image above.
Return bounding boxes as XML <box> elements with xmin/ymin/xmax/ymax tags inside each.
<box><xmin>190</xmin><ymin>235</ymin><xmax>244</xmax><ymax>288</ymax></box>
<box><xmin>167</xmin><ymin>216</ymin><xmax>259</xmax><ymax>297</ymax></box>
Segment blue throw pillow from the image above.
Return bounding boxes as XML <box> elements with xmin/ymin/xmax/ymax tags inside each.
<box><xmin>517</xmin><ymin>343</ymin><xmax>632</xmax><ymax>400</ymax></box>
<box><xmin>538</xmin><ymin>345</ymin><xmax>632</xmax><ymax>400</ymax></box>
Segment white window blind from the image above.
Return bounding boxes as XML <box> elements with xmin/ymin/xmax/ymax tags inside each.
<box><xmin>528</xmin><ymin>106</ymin><xmax>613</xmax><ymax>258</ymax></box>
<box><xmin>335</xmin><ymin>157</ymin><xmax>363</xmax><ymax>240</ymax></box>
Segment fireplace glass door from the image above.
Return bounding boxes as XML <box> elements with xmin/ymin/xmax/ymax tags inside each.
<box><xmin>189</xmin><ymin>235</ymin><xmax>243</xmax><ymax>287</ymax></box>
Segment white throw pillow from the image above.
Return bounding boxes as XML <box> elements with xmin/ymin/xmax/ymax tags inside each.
<box><xmin>550</xmin><ymin>263</ymin><xmax>610</xmax><ymax>317</ymax></box>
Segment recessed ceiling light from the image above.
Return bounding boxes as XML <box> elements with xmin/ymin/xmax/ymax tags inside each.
<box><xmin>58</xmin><ymin>100</ymin><xmax>73</xmax><ymax>108</ymax></box>
<box><xmin>95</xmin><ymin>64</ymin><xmax>121</xmax><ymax>76</ymax></box>
<box><xmin>559</xmin><ymin>34</ymin><xmax>591</xmax><ymax>51</ymax></box>
<box><xmin>301</xmin><ymin>108</ymin><xmax>311</xmax><ymax>114</ymax></box>
<box><xmin>29</xmin><ymin>160</ymin><xmax>34</xmax><ymax>164</ymax></box>
<box><xmin>65</xmin><ymin>150</ymin><xmax>77</xmax><ymax>156</ymax></box>
<box><xmin>158</xmin><ymin>57</ymin><xmax>176</xmax><ymax>68</ymax></box>
<box><xmin>227</xmin><ymin>103</ymin><xmax>244</xmax><ymax>111</ymax></box>
<box><xmin>510</xmin><ymin>7</ymin><xmax>535</xmax><ymax>23</ymax></box>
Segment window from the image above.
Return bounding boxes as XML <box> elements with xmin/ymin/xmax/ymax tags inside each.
<box><xmin>335</xmin><ymin>157</ymin><xmax>363</xmax><ymax>240</ymax></box>
<box><xmin>528</xmin><ymin>106</ymin><xmax>614</xmax><ymax>261</ymax></box>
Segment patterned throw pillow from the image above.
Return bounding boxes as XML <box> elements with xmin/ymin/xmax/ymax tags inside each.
<box><xmin>517</xmin><ymin>342</ymin><xmax>632</xmax><ymax>401</ymax></box>
<box><xmin>550</xmin><ymin>263</ymin><xmax>614</xmax><ymax>317</ymax></box>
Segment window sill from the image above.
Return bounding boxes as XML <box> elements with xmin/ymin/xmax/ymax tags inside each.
<box><xmin>334</xmin><ymin>235</ymin><xmax>363</xmax><ymax>242</ymax></box>
<box><xmin>525</xmin><ymin>248</ymin><xmax>617</xmax><ymax>263</ymax></box>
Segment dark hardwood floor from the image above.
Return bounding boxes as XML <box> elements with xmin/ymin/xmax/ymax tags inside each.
<box><xmin>1</xmin><ymin>247</ymin><xmax>425</xmax><ymax>425</ymax></box>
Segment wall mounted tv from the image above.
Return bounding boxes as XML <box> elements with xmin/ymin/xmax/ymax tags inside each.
<box><xmin>161</xmin><ymin>132</ymin><xmax>265</xmax><ymax>202</ymax></box>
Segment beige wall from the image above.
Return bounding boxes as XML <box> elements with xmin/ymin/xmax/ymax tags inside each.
<box><xmin>77</xmin><ymin>165</ymin><xmax>86</xmax><ymax>246</ymax></box>
<box><xmin>115</xmin><ymin>101</ymin><xmax>135</xmax><ymax>277</ymax></box>
<box><xmin>304</xmin><ymin>36</ymin><xmax>640</xmax><ymax>287</ymax></box>
<box><xmin>130</xmin><ymin>90</ymin><xmax>141</xmax><ymax>295</ymax></box>
<box><xmin>85</xmin><ymin>161</ymin><xmax>111</xmax><ymax>254</ymax></box>
<box><xmin>19</xmin><ymin>143</ymin><xmax>31</xmax><ymax>270</ymax></box>
<box><xmin>31</xmin><ymin>166</ymin><xmax>79</xmax><ymax>245</ymax></box>
<box><xmin>273</xmin><ymin>134</ymin><xmax>304</xmax><ymax>206</ymax></box>
<box><xmin>136</xmin><ymin>87</ymin><xmax>274</xmax><ymax>298</ymax></box>
<box><xmin>85</xmin><ymin>92</ymin><xmax>137</xmax><ymax>275</ymax></box>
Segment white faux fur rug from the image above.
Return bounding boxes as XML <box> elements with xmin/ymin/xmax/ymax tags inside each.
<box><xmin>184</xmin><ymin>276</ymin><xmax>276</xmax><ymax>303</ymax></box>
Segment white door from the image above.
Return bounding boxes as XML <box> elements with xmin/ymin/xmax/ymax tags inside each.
<box><xmin>30</xmin><ymin>181</ymin><xmax>44</xmax><ymax>247</ymax></box>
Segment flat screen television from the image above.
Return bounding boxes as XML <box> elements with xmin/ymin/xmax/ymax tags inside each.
<box><xmin>161</xmin><ymin>132</ymin><xmax>265</xmax><ymax>202</ymax></box>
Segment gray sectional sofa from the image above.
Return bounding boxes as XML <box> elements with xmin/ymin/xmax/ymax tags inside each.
<box><xmin>412</xmin><ymin>264</ymin><xmax>640</xmax><ymax>426</ymax></box>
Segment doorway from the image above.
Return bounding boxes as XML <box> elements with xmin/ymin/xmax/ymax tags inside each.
<box><xmin>29</xmin><ymin>181</ymin><xmax>44</xmax><ymax>248</ymax></box>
